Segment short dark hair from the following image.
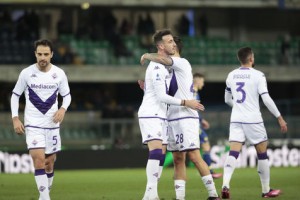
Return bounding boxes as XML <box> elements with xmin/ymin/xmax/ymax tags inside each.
<box><xmin>193</xmin><ymin>72</ymin><xmax>205</xmax><ymax>79</ymax></box>
<box><xmin>237</xmin><ymin>47</ymin><xmax>253</xmax><ymax>64</ymax></box>
<box><xmin>173</xmin><ymin>36</ymin><xmax>183</xmax><ymax>54</ymax></box>
<box><xmin>152</xmin><ymin>29</ymin><xmax>173</xmax><ymax>45</ymax></box>
<box><xmin>34</xmin><ymin>39</ymin><xmax>53</xmax><ymax>52</ymax></box>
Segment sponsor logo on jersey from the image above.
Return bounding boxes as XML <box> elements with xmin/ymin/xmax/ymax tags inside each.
<box><xmin>52</xmin><ymin>73</ymin><xmax>57</xmax><ymax>79</ymax></box>
<box><xmin>155</xmin><ymin>73</ymin><xmax>161</xmax><ymax>81</ymax></box>
<box><xmin>30</xmin><ymin>83</ymin><xmax>57</xmax><ymax>89</ymax></box>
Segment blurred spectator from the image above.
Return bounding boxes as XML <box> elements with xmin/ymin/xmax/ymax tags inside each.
<box><xmin>280</xmin><ymin>34</ymin><xmax>291</xmax><ymax>65</ymax></box>
<box><xmin>138</xmin><ymin>13</ymin><xmax>155</xmax><ymax>50</ymax></box>
<box><xmin>119</xmin><ymin>18</ymin><xmax>133</xmax><ymax>35</ymax></box>
<box><xmin>198</xmin><ymin>13</ymin><xmax>208</xmax><ymax>37</ymax></box>
<box><xmin>176</xmin><ymin>14</ymin><xmax>190</xmax><ymax>36</ymax></box>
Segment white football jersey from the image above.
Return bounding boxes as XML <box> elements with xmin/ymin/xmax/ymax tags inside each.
<box><xmin>138</xmin><ymin>61</ymin><xmax>170</xmax><ymax>119</ymax></box>
<box><xmin>225</xmin><ymin>67</ymin><xmax>268</xmax><ymax>123</ymax></box>
<box><xmin>12</xmin><ymin>64</ymin><xmax>70</xmax><ymax>128</ymax></box>
<box><xmin>167</xmin><ymin>57</ymin><xmax>198</xmax><ymax>120</ymax></box>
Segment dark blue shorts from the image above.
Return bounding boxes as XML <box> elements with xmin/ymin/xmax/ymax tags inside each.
<box><xmin>199</xmin><ymin>128</ymin><xmax>209</xmax><ymax>144</ymax></box>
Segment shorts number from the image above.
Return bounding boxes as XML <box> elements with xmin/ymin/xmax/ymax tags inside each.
<box><xmin>236</xmin><ymin>82</ymin><xmax>246</xmax><ymax>103</ymax></box>
<box><xmin>53</xmin><ymin>136</ymin><xmax>58</xmax><ymax>145</ymax></box>
<box><xmin>176</xmin><ymin>134</ymin><xmax>184</xmax><ymax>144</ymax></box>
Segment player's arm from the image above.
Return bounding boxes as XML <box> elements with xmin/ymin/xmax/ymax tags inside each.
<box><xmin>141</xmin><ymin>53</ymin><xmax>173</xmax><ymax>66</ymax></box>
<box><xmin>259</xmin><ymin>74</ymin><xmax>287</xmax><ymax>133</ymax></box>
<box><xmin>11</xmin><ymin>71</ymin><xmax>26</xmax><ymax>135</ymax></box>
<box><xmin>261</xmin><ymin>93</ymin><xmax>287</xmax><ymax>133</ymax></box>
<box><xmin>54</xmin><ymin>72</ymin><xmax>72</xmax><ymax>123</ymax></box>
<box><xmin>224</xmin><ymin>87</ymin><xmax>233</xmax><ymax>107</ymax></box>
<box><xmin>155</xmin><ymin>84</ymin><xmax>204</xmax><ymax>111</ymax></box>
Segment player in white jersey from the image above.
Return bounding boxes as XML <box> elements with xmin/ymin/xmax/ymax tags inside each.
<box><xmin>11</xmin><ymin>39</ymin><xmax>71</xmax><ymax>200</ymax></box>
<box><xmin>141</xmin><ymin>36</ymin><xmax>220</xmax><ymax>200</ymax></box>
<box><xmin>221</xmin><ymin>47</ymin><xmax>287</xmax><ymax>199</ymax></box>
<box><xmin>138</xmin><ymin>29</ymin><xmax>204</xmax><ymax>200</ymax></box>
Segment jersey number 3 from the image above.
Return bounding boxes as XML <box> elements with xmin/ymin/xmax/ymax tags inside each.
<box><xmin>236</xmin><ymin>82</ymin><xmax>246</xmax><ymax>103</ymax></box>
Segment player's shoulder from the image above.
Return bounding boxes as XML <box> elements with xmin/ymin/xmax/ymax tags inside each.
<box><xmin>19</xmin><ymin>64</ymin><xmax>37</xmax><ymax>75</ymax></box>
<box><xmin>51</xmin><ymin>64</ymin><xmax>67</xmax><ymax>75</ymax></box>
<box><xmin>148</xmin><ymin>61</ymin><xmax>166</xmax><ymax>71</ymax></box>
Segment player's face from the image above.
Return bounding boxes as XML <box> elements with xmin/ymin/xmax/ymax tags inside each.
<box><xmin>194</xmin><ymin>77</ymin><xmax>204</xmax><ymax>90</ymax></box>
<box><xmin>35</xmin><ymin>45</ymin><xmax>53</xmax><ymax>69</ymax></box>
<box><xmin>161</xmin><ymin>34</ymin><xmax>176</xmax><ymax>55</ymax></box>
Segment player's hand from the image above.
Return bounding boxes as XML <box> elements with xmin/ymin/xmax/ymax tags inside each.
<box><xmin>53</xmin><ymin>107</ymin><xmax>66</xmax><ymax>124</ymax></box>
<box><xmin>201</xmin><ymin>119</ymin><xmax>210</xmax><ymax>130</ymax></box>
<box><xmin>138</xmin><ymin>80</ymin><xmax>145</xmax><ymax>90</ymax></box>
<box><xmin>185</xmin><ymin>100</ymin><xmax>205</xmax><ymax>111</ymax></box>
<box><xmin>277</xmin><ymin>116</ymin><xmax>288</xmax><ymax>133</ymax></box>
<box><xmin>12</xmin><ymin>117</ymin><xmax>25</xmax><ymax>135</ymax></box>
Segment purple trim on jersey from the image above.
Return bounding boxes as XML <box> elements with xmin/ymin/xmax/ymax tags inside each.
<box><xmin>12</xmin><ymin>92</ymin><xmax>21</xmax><ymax>96</ymax></box>
<box><xmin>257</xmin><ymin>152</ymin><xmax>268</xmax><ymax>160</ymax></box>
<box><xmin>46</xmin><ymin>150</ymin><xmax>61</xmax><ymax>155</ymax></box>
<box><xmin>180</xmin><ymin>147</ymin><xmax>200</xmax><ymax>152</ymax></box>
<box><xmin>25</xmin><ymin>125</ymin><xmax>60</xmax><ymax>130</ymax></box>
<box><xmin>62</xmin><ymin>92</ymin><xmax>70</xmax><ymax>98</ymax></box>
<box><xmin>225</xmin><ymin>87</ymin><xmax>231</xmax><ymax>92</ymax></box>
<box><xmin>149</xmin><ymin>149</ymin><xmax>162</xmax><ymax>160</ymax></box>
<box><xmin>28</xmin><ymin>86</ymin><xmax>58</xmax><ymax>114</ymax></box>
<box><xmin>229</xmin><ymin>140</ymin><xmax>245</xmax><ymax>144</ymax></box>
<box><xmin>229</xmin><ymin>150</ymin><xmax>240</xmax><ymax>159</ymax></box>
<box><xmin>143</xmin><ymin>138</ymin><xmax>163</xmax><ymax>144</ymax></box>
<box><xmin>239</xmin><ymin>67</ymin><xmax>250</xmax><ymax>70</ymax></box>
<box><xmin>28</xmin><ymin>147</ymin><xmax>45</xmax><ymax>150</ymax></box>
<box><xmin>230</xmin><ymin>122</ymin><xmax>263</xmax><ymax>124</ymax></box>
<box><xmin>35</xmin><ymin>169</ymin><xmax>46</xmax><ymax>176</ymax></box>
<box><xmin>253</xmin><ymin>139</ymin><xmax>268</xmax><ymax>146</ymax></box>
<box><xmin>139</xmin><ymin>117</ymin><xmax>167</xmax><ymax>120</ymax></box>
<box><xmin>168</xmin><ymin>69</ymin><xmax>178</xmax><ymax>97</ymax></box>
<box><xmin>260</xmin><ymin>92</ymin><xmax>269</xmax><ymax>96</ymax></box>
<box><xmin>168</xmin><ymin>117</ymin><xmax>199</xmax><ymax>122</ymax></box>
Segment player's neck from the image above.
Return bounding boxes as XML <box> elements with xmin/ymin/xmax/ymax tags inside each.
<box><xmin>240</xmin><ymin>64</ymin><xmax>252</xmax><ymax>68</ymax></box>
<box><xmin>36</xmin><ymin>63</ymin><xmax>52</xmax><ymax>72</ymax></box>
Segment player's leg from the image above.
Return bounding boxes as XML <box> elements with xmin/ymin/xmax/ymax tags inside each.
<box><xmin>144</xmin><ymin>140</ymin><xmax>163</xmax><ymax>199</ymax></box>
<box><xmin>222</xmin><ymin>123</ymin><xmax>245</xmax><ymax>199</ymax></box>
<box><xmin>30</xmin><ymin>149</ymin><xmax>50</xmax><ymax>200</ymax></box>
<box><xmin>200</xmin><ymin>131</ymin><xmax>222</xmax><ymax>179</ymax></box>
<box><xmin>158</xmin><ymin>120</ymin><xmax>168</xmax><ymax>181</ymax></box>
<box><xmin>173</xmin><ymin>151</ymin><xmax>186</xmax><ymax>200</ymax></box>
<box><xmin>45</xmin><ymin>153</ymin><xmax>56</xmax><ymax>191</ymax></box>
<box><xmin>26</xmin><ymin>128</ymin><xmax>50</xmax><ymax>200</ymax></box>
<box><xmin>139</xmin><ymin>118</ymin><xmax>165</xmax><ymax>199</ymax></box>
<box><xmin>45</xmin><ymin>128</ymin><xmax>61</xmax><ymax>192</ymax></box>
<box><xmin>187</xmin><ymin>150</ymin><xmax>219</xmax><ymax>198</ymax></box>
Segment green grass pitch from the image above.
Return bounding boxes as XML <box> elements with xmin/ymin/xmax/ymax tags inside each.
<box><xmin>0</xmin><ymin>167</ymin><xmax>299</xmax><ymax>199</ymax></box>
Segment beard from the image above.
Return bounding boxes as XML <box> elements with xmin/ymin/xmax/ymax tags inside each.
<box><xmin>252</xmin><ymin>63</ymin><xmax>255</xmax><ymax>68</ymax></box>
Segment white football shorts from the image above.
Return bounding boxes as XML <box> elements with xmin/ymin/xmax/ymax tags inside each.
<box><xmin>25</xmin><ymin>127</ymin><xmax>61</xmax><ymax>154</ymax></box>
<box><xmin>167</xmin><ymin>118</ymin><xmax>200</xmax><ymax>152</ymax></box>
<box><xmin>139</xmin><ymin>118</ymin><xmax>168</xmax><ymax>145</ymax></box>
<box><xmin>229</xmin><ymin>122</ymin><xmax>268</xmax><ymax>145</ymax></box>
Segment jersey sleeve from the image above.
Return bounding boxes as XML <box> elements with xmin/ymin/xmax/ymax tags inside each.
<box><xmin>59</xmin><ymin>71</ymin><xmax>71</xmax><ymax>97</ymax></box>
<box><xmin>12</xmin><ymin>70</ymin><xmax>27</xmax><ymax>96</ymax></box>
<box><xmin>170</xmin><ymin>57</ymin><xmax>189</xmax><ymax>72</ymax></box>
<box><xmin>258</xmin><ymin>73</ymin><xmax>268</xmax><ymax>95</ymax></box>
<box><xmin>151</xmin><ymin>63</ymin><xmax>181</xmax><ymax>105</ymax></box>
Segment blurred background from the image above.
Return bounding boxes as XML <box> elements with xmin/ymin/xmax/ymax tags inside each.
<box><xmin>0</xmin><ymin>0</ymin><xmax>299</xmax><ymax>170</ymax></box>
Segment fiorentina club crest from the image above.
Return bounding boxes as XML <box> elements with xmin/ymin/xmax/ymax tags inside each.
<box><xmin>52</xmin><ymin>73</ymin><xmax>57</xmax><ymax>79</ymax></box>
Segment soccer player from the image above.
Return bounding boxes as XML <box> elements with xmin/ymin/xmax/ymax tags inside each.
<box><xmin>11</xmin><ymin>39</ymin><xmax>71</xmax><ymax>200</ymax></box>
<box><xmin>138</xmin><ymin>29</ymin><xmax>203</xmax><ymax>200</ymax></box>
<box><xmin>193</xmin><ymin>73</ymin><xmax>222</xmax><ymax>179</ymax></box>
<box><xmin>141</xmin><ymin>35</ymin><xmax>221</xmax><ymax>200</ymax></box>
<box><xmin>222</xmin><ymin>47</ymin><xmax>288</xmax><ymax>199</ymax></box>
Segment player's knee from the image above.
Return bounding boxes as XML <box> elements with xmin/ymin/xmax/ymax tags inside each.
<box><xmin>257</xmin><ymin>152</ymin><xmax>268</xmax><ymax>160</ymax></box>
